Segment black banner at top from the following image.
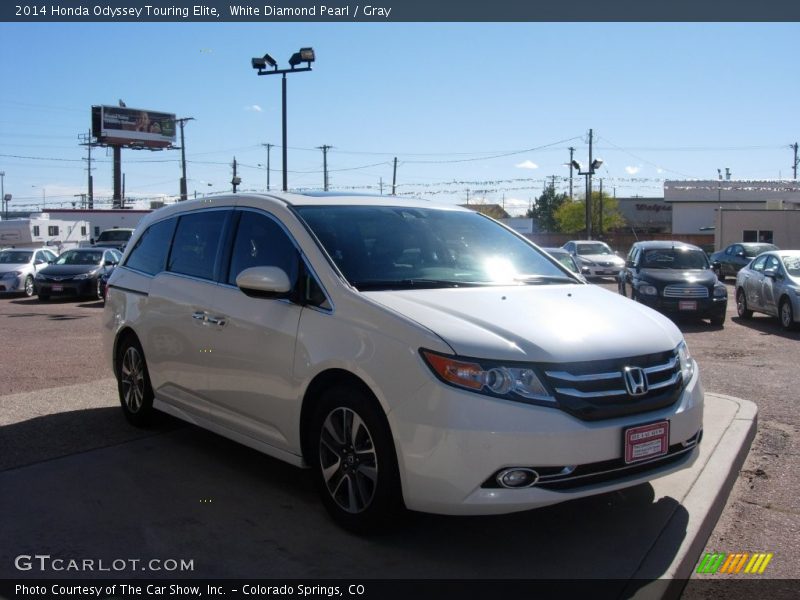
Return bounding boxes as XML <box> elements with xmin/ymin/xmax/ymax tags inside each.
<box><xmin>2</xmin><ymin>0</ymin><xmax>800</xmax><ymax>22</ymax></box>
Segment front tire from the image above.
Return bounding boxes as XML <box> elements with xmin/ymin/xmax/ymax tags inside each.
<box><xmin>736</xmin><ymin>289</ymin><xmax>752</xmax><ymax>319</ymax></box>
<box><xmin>117</xmin><ymin>336</ymin><xmax>155</xmax><ymax>426</ymax></box>
<box><xmin>709</xmin><ymin>312</ymin><xmax>726</xmax><ymax>327</ymax></box>
<box><xmin>310</xmin><ymin>383</ymin><xmax>404</xmax><ymax>533</ymax></box>
<box><xmin>24</xmin><ymin>275</ymin><xmax>35</xmax><ymax>297</ymax></box>
<box><xmin>779</xmin><ymin>298</ymin><xmax>797</xmax><ymax>331</ymax></box>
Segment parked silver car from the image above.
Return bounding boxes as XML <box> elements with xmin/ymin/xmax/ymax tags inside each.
<box><xmin>0</xmin><ymin>247</ymin><xmax>58</xmax><ymax>297</ymax></box>
<box><xmin>735</xmin><ymin>250</ymin><xmax>800</xmax><ymax>330</ymax></box>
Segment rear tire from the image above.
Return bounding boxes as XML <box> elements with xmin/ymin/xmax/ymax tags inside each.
<box><xmin>309</xmin><ymin>383</ymin><xmax>404</xmax><ymax>533</ymax></box>
<box><xmin>116</xmin><ymin>336</ymin><xmax>155</xmax><ymax>426</ymax></box>
<box><xmin>736</xmin><ymin>289</ymin><xmax>752</xmax><ymax>319</ymax></box>
<box><xmin>714</xmin><ymin>265</ymin><xmax>725</xmax><ymax>282</ymax></box>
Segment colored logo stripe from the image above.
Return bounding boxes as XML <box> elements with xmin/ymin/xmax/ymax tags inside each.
<box><xmin>696</xmin><ymin>552</ymin><xmax>773</xmax><ymax>574</ymax></box>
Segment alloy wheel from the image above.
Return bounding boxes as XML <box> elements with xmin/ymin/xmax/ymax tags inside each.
<box><xmin>319</xmin><ymin>407</ymin><xmax>378</xmax><ymax>514</ymax></box>
<box><xmin>121</xmin><ymin>346</ymin><xmax>145</xmax><ymax>413</ymax></box>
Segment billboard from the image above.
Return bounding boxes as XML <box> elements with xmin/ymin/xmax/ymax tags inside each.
<box><xmin>91</xmin><ymin>105</ymin><xmax>177</xmax><ymax>148</ymax></box>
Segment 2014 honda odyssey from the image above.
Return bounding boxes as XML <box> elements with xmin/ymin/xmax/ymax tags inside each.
<box><xmin>103</xmin><ymin>193</ymin><xmax>703</xmax><ymax>531</ymax></box>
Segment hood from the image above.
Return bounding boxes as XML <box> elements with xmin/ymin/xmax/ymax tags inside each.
<box><xmin>0</xmin><ymin>263</ymin><xmax>27</xmax><ymax>273</ymax></box>
<box><xmin>365</xmin><ymin>284</ymin><xmax>682</xmax><ymax>363</ymax></box>
<box><xmin>578</xmin><ymin>254</ymin><xmax>624</xmax><ymax>265</ymax></box>
<box><xmin>39</xmin><ymin>264</ymin><xmax>101</xmax><ymax>276</ymax></box>
<box><xmin>638</xmin><ymin>269</ymin><xmax>718</xmax><ymax>286</ymax></box>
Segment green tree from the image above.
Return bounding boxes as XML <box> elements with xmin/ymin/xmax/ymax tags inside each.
<box><xmin>526</xmin><ymin>186</ymin><xmax>568</xmax><ymax>232</ymax></box>
<box><xmin>555</xmin><ymin>191</ymin><xmax>626</xmax><ymax>234</ymax></box>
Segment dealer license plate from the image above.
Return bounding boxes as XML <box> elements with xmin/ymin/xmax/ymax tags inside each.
<box><xmin>624</xmin><ymin>421</ymin><xmax>669</xmax><ymax>464</ymax></box>
<box><xmin>678</xmin><ymin>300</ymin><xmax>697</xmax><ymax>311</ymax></box>
<box><xmin>52</xmin><ymin>285</ymin><xmax>63</xmax><ymax>292</ymax></box>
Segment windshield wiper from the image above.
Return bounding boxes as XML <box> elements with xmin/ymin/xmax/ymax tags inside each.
<box><xmin>513</xmin><ymin>275</ymin><xmax>578</xmax><ymax>285</ymax></box>
<box><xmin>351</xmin><ymin>279</ymin><xmax>484</xmax><ymax>291</ymax></box>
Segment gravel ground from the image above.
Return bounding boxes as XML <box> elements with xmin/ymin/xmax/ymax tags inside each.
<box><xmin>1</xmin><ymin>281</ymin><xmax>798</xmax><ymax>581</ymax></box>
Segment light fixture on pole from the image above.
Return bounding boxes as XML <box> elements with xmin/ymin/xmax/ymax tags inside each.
<box><xmin>571</xmin><ymin>158</ymin><xmax>603</xmax><ymax>239</ymax></box>
<box><xmin>251</xmin><ymin>48</ymin><xmax>316</xmax><ymax>192</ymax></box>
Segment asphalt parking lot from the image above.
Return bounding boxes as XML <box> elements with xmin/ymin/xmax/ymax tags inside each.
<box><xmin>0</xmin><ymin>280</ymin><xmax>797</xmax><ymax>588</ymax></box>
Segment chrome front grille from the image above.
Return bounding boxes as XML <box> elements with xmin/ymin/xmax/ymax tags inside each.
<box><xmin>663</xmin><ymin>285</ymin><xmax>709</xmax><ymax>298</ymax></box>
<box><xmin>539</xmin><ymin>349</ymin><xmax>683</xmax><ymax>421</ymax></box>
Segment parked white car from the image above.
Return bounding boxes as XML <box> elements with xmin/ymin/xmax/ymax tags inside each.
<box><xmin>562</xmin><ymin>240</ymin><xmax>625</xmax><ymax>278</ymax></box>
<box><xmin>104</xmin><ymin>193</ymin><xmax>703</xmax><ymax>531</ymax></box>
<box><xmin>735</xmin><ymin>250</ymin><xmax>800</xmax><ymax>330</ymax></box>
<box><xmin>0</xmin><ymin>247</ymin><xmax>58</xmax><ymax>297</ymax></box>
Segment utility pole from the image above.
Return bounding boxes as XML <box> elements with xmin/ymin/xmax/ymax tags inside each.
<box><xmin>379</xmin><ymin>177</ymin><xmax>384</xmax><ymax>195</ymax></box>
<box><xmin>262</xmin><ymin>143</ymin><xmax>273</xmax><ymax>190</ymax></box>
<box><xmin>176</xmin><ymin>117</ymin><xmax>195</xmax><ymax>201</ymax></box>
<box><xmin>122</xmin><ymin>173</ymin><xmax>126</xmax><ymax>208</ymax></box>
<box><xmin>391</xmin><ymin>157</ymin><xmax>397</xmax><ymax>196</ymax></box>
<box><xmin>792</xmin><ymin>142</ymin><xmax>798</xmax><ymax>180</ymax></box>
<box><xmin>587</xmin><ymin>129</ymin><xmax>594</xmax><ymax>240</ymax></box>
<box><xmin>549</xmin><ymin>175</ymin><xmax>557</xmax><ymax>192</ymax></box>
<box><xmin>232</xmin><ymin>157</ymin><xmax>240</xmax><ymax>193</ymax></box>
<box><xmin>317</xmin><ymin>145</ymin><xmax>332</xmax><ymax>191</ymax></box>
<box><xmin>568</xmin><ymin>147</ymin><xmax>575</xmax><ymax>199</ymax></box>
<box><xmin>598</xmin><ymin>178</ymin><xmax>604</xmax><ymax>238</ymax></box>
<box><xmin>80</xmin><ymin>131</ymin><xmax>94</xmax><ymax>209</ymax></box>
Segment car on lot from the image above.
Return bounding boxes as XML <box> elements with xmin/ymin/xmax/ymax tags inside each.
<box><xmin>35</xmin><ymin>247</ymin><xmax>122</xmax><ymax>301</ymax></box>
<box><xmin>104</xmin><ymin>193</ymin><xmax>703</xmax><ymax>532</ymax></box>
<box><xmin>542</xmin><ymin>247</ymin><xmax>584</xmax><ymax>276</ymax></box>
<box><xmin>93</xmin><ymin>228</ymin><xmax>135</xmax><ymax>251</ymax></box>
<box><xmin>735</xmin><ymin>250</ymin><xmax>800</xmax><ymax>330</ymax></box>
<box><xmin>709</xmin><ymin>242</ymin><xmax>778</xmax><ymax>280</ymax></box>
<box><xmin>0</xmin><ymin>247</ymin><xmax>59</xmax><ymax>297</ymax></box>
<box><xmin>618</xmin><ymin>241</ymin><xmax>728</xmax><ymax>326</ymax></box>
<box><xmin>562</xmin><ymin>240</ymin><xmax>625</xmax><ymax>278</ymax></box>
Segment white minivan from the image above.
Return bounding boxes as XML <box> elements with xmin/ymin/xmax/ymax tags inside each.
<box><xmin>103</xmin><ymin>193</ymin><xmax>703</xmax><ymax>531</ymax></box>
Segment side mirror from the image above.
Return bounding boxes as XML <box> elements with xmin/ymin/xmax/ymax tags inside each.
<box><xmin>736</xmin><ymin>251</ymin><xmax>745</xmax><ymax>258</ymax></box>
<box><xmin>763</xmin><ymin>268</ymin><xmax>778</xmax><ymax>279</ymax></box>
<box><xmin>236</xmin><ymin>266</ymin><xmax>291</xmax><ymax>298</ymax></box>
<box><xmin>626</xmin><ymin>260</ymin><xmax>634</xmax><ymax>268</ymax></box>
<box><xmin>104</xmin><ymin>260</ymin><xmax>116</xmax><ymax>266</ymax></box>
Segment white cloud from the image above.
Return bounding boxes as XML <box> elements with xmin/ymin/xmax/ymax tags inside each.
<box><xmin>244</xmin><ymin>105</ymin><xmax>263</xmax><ymax>112</ymax></box>
<box><xmin>656</xmin><ymin>168</ymin><xmax>664</xmax><ymax>174</ymax></box>
<box><xmin>515</xmin><ymin>160</ymin><xmax>539</xmax><ymax>170</ymax></box>
<box><xmin>625</xmin><ymin>166</ymin><xmax>641</xmax><ymax>175</ymax></box>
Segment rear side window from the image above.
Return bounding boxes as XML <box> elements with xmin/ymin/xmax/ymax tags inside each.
<box><xmin>125</xmin><ymin>218</ymin><xmax>176</xmax><ymax>276</ymax></box>
<box><xmin>227</xmin><ymin>211</ymin><xmax>299</xmax><ymax>287</ymax></box>
<box><xmin>168</xmin><ymin>211</ymin><xmax>227</xmax><ymax>281</ymax></box>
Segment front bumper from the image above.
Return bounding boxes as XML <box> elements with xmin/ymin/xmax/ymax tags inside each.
<box><xmin>36</xmin><ymin>278</ymin><xmax>98</xmax><ymax>298</ymax></box>
<box><xmin>388</xmin><ymin>362</ymin><xmax>704</xmax><ymax>515</ymax></box>
<box><xmin>583</xmin><ymin>265</ymin><xmax>623</xmax><ymax>277</ymax></box>
<box><xmin>637</xmin><ymin>294</ymin><xmax>727</xmax><ymax>319</ymax></box>
<box><xmin>0</xmin><ymin>276</ymin><xmax>23</xmax><ymax>294</ymax></box>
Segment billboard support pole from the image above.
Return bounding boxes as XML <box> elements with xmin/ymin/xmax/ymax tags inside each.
<box><xmin>113</xmin><ymin>146</ymin><xmax>122</xmax><ymax>209</ymax></box>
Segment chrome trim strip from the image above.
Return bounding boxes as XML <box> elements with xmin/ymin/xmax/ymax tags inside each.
<box><xmin>645</xmin><ymin>372</ymin><xmax>681</xmax><ymax>390</ymax></box>
<box><xmin>544</xmin><ymin>370</ymin><xmax>621</xmax><ymax>382</ymax></box>
<box><xmin>644</xmin><ymin>356</ymin><xmax>677</xmax><ymax>374</ymax></box>
<box><xmin>553</xmin><ymin>387</ymin><xmax>627</xmax><ymax>399</ymax></box>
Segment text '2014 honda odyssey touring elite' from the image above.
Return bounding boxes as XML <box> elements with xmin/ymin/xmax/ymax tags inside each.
<box><xmin>103</xmin><ymin>193</ymin><xmax>703</xmax><ymax>532</ymax></box>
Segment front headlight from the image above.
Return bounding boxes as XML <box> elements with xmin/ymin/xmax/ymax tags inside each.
<box><xmin>581</xmin><ymin>258</ymin><xmax>597</xmax><ymax>266</ymax></box>
<box><xmin>1</xmin><ymin>270</ymin><xmax>22</xmax><ymax>279</ymax></box>
<box><xmin>73</xmin><ymin>271</ymin><xmax>97</xmax><ymax>280</ymax></box>
<box><xmin>639</xmin><ymin>284</ymin><xmax>658</xmax><ymax>296</ymax></box>
<box><xmin>677</xmin><ymin>341</ymin><xmax>694</xmax><ymax>386</ymax></box>
<box><xmin>421</xmin><ymin>350</ymin><xmax>555</xmax><ymax>404</ymax></box>
<box><xmin>713</xmin><ymin>285</ymin><xmax>727</xmax><ymax>298</ymax></box>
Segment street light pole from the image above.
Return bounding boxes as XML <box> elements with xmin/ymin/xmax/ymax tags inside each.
<box><xmin>176</xmin><ymin>117</ymin><xmax>195</xmax><ymax>201</ymax></box>
<box><xmin>252</xmin><ymin>48</ymin><xmax>316</xmax><ymax>193</ymax></box>
<box><xmin>0</xmin><ymin>171</ymin><xmax>5</xmax><ymax>219</ymax></box>
<box><xmin>570</xmin><ymin>130</ymin><xmax>603</xmax><ymax>240</ymax></box>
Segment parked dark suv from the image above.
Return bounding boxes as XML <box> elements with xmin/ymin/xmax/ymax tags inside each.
<box><xmin>618</xmin><ymin>241</ymin><xmax>728</xmax><ymax>326</ymax></box>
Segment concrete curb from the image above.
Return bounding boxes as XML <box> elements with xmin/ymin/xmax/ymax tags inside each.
<box><xmin>630</xmin><ymin>393</ymin><xmax>758</xmax><ymax>599</ymax></box>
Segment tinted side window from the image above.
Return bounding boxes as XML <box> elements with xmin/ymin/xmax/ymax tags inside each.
<box><xmin>751</xmin><ymin>256</ymin><xmax>767</xmax><ymax>272</ymax></box>
<box><xmin>168</xmin><ymin>211</ymin><xmax>227</xmax><ymax>281</ymax></box>
<box><xmin>227</xmin><ymin>211</ymin><xmax>299</xmax><ymax>287</ymax></box>
<box><xmin>125</xmin><ymin>218</ymin><xmax>176</xmax><ymax>276</ymax></box>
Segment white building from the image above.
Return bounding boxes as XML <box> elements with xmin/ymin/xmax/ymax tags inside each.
<box><xmin>42</xmin><ymin>208</ymin><xmax>152</xmax><ymax>241</ymax></box>
<box><xmin>0</xmin><ymin>215</ymin><xmax>90</xmax><ymax>251</ymax></box>
<box><xmin>664</xmin><ymin>180</ymin><xmax>800</xmax><ymax>234</ymax></box>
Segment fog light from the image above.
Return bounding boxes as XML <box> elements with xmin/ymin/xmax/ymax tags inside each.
<box><xmin>497</xmin><ymin>468</ymin><xmax>539</xmax><ymax>488</ymax></box>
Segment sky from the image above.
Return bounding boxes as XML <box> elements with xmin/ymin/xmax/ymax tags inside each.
<box><xmin>0</xmin><ymin>21</ymin><xmax>798</xmax><ymax>215</ymax></box>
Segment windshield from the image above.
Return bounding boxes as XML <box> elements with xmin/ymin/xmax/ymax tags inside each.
<box><xmin>295</xmin><ymin>205</ymin><xmax>573</xmax><ymax>289</ymax></box>
<box><xmin>743</xmin><ymin>244</ymin><xmax>778</xmax><ymax>257</ymax></box>
<box><xmin>553</xmin><ymin>254</ymin><xmax>578</xmax><ymax>273</ymax></box>
<box><xmin>783</xmin><ymin>255</ymin><xmax>800</xmax><ymax>277</ymax></box>
<box><xmin>641</xmin><ymin>248</ymin><xmax>709</xmax><ymax>269</ymax></box>
<box><xmin>55</xmin><ymin>250</ymin><xmax>103</xmax><ymax>266</ymax></box>
<box><xmin>0</xmin><ymin>250</ymin><xmax>33</xmax><ymax>264</ymax></box>
<box><xmin>576</xmin><ymin>242</ymin><xmax>612</xmax><ymax>256</ymax></box>
<box><xmin>97</xmin><ymin>230</ymin><xmax>132</xmax><ymax>242</ymax></box>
